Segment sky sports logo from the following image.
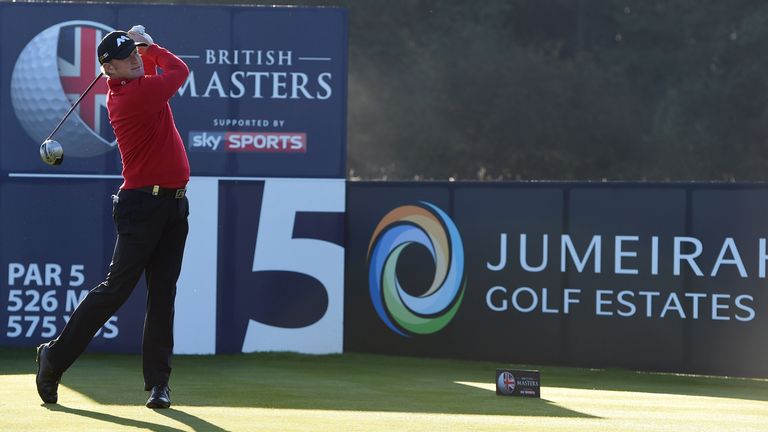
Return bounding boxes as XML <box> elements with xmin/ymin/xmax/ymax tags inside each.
<box><xmin>188</xmin><ymin>131</ymin><xmax>307</xmax><ymax>153</ymax></box>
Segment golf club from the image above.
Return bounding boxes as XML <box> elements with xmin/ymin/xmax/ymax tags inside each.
<box><xmin>39</xmin><ymin>72</ymin><xmax>104</xmax><ymax>166</ymax></box>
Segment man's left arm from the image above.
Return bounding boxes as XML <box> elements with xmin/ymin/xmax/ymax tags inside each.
<box><xmin>139</xmin><ymin>44</ymin><xmax>189</xmax><ymax>100</ymax></box>
<box><xmin>128</xmin><ymin>29</ymin><xmax>188</xmax><ymax>104</ymax></box>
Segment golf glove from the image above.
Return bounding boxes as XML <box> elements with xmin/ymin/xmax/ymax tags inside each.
<box><xmin>128</xmin><ymin>25</ymin><xmax>154</xmax><ymax>46</ymax></box>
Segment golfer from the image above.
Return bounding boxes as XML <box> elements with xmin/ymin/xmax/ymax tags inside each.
<box><xmin>35</xmin><ymin>26</ymin><xmax>190</xmax><ymax>409</ymax></box>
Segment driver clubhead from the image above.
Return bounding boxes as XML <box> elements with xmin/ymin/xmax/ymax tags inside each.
<box><xmin>40</xmin><ymin>139</ymin><xmax>64</xmax><ymax>166</ymax></box>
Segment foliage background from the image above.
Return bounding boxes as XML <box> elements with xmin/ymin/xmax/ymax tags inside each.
<box><xmin>335</xmin><ymin>0</ymin><xmax>768</xmax><ymax>181</ymax></box>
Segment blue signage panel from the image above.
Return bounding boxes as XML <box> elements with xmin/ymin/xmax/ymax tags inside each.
<box><xmin>687</xmin><ymin>189</ymin><xmax>768</xmax><ymax>373</ymax></box>
<box><xmin>346</xmin><ymin>182</ymin><xmax>768</xmax><ymax>377</ymax></box>
<box><xmin>0</xmin><ymin>3</ymin><xmax>347</xmax><ymax>178</ymax></box>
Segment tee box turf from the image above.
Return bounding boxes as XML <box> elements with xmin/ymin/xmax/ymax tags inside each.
<box><xmin>495</xmin><ymin>369</ymin><xmax>541</xmax><ymax>397</ymax></box>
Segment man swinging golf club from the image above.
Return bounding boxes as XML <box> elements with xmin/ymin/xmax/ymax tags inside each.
<box><xmin>35</xmin><ymin>25</ymin><xmax>191</xmax><ymax>409</ymax></box>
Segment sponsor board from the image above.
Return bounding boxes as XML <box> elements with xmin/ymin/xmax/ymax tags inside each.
<box><xmin>496</xmin><ymin>369</ymin><xmax>541</xmax><ymax>397</ymax></box>
<box><xmin>345</xmin><ymin>183</ymin><xmax>768</xmax><ymax>377</ymax></box>
<box><xmin>1</xmin><ymin>3</ymin><xmax>346</xmax><ymax>178</ymax></box>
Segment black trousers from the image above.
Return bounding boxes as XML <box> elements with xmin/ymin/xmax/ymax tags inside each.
<box><xmin>47</xmin><ymin>188</ymin><xmax>189</xmax><ymax>390</ymax></box>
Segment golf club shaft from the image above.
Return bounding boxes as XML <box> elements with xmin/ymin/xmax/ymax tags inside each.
<box><xmin>45</xmin><ymin>72</ymin><xmax>104</xmax><ymax>142</ymax></box>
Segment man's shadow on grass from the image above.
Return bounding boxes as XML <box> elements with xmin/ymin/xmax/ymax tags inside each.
<box><xmin>45</xmin><ymin>404</ymin><xmax>229</xmax><ymax>432</ymax></box>
<box><xmin>156</xmin><ymin>408</ymin><xmax>231</xmax><ymax>432</ymax></box>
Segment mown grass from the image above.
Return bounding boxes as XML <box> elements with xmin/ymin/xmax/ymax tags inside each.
<box><xmin>1</xmin><ymin>347</ymin><xmax>766</xmax><ymax>431</ymax></box>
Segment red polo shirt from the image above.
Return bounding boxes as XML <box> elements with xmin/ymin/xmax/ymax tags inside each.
<box><xmin>106</xmin><ymin>44</ymin><xmax>190</xmax><ymax>190</ymax></box>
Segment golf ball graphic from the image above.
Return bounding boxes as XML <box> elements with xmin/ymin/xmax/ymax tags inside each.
<box><xmin>497</xmin><ymin>372</ymin><xmax>516</xmax><ymax>395</ymax></box>
<box><xmin>11</xmin><ymin>20</ymin><xmax>117</xmax><ymax>157</ymax></box>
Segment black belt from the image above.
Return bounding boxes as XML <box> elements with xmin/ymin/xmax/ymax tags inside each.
<box><xmin>136</xmin><ymin>185</ymin><xmax>186</xmax><ymax>199</ymax></box>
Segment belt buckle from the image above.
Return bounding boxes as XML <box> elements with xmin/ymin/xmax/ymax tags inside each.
<box><xmin>152</xmin><ymin>185</ymin><xmax>160</xmax><ymax>196</ymax></box>
<box><xmin>175</xmin><ymin>189</ymin><xmax>185</xmax><ymax>199</ymax></box>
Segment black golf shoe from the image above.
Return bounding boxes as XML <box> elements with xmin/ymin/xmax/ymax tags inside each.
<box><xmin>146</xmin><ymin>384</ymin><xmax>171</xmax><ymax>409</ymax></box>
<box><xmin>35</xmin><ymin>342</ymin><xmax>61</xmax><ymax>404</ymax></box>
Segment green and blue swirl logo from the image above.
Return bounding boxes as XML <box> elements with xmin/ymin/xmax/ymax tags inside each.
<box><xmin>367</xmin><ymin>202</ymin><xmax>466</xmax><ymax>337</ymax></box>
